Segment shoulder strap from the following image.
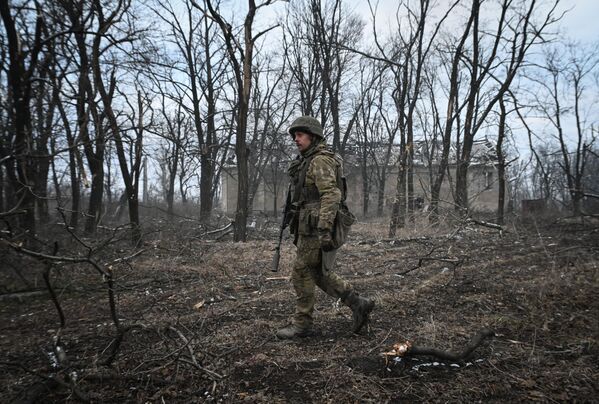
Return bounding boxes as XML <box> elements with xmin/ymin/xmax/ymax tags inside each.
<box><xmin>293</xmin><ymin>154</ymin><xmax>314</xmax><ymax>204</ymax></box>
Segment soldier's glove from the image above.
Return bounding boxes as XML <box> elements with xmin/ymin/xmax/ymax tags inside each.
<box><xmin>318</xmin><ymin>228</ymin><xmax>335</xmax><ymax>252</ymax></box>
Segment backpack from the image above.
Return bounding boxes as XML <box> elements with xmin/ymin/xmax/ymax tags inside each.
<box><xmin>330</xmin><ymin>153</ymin><xmax>356</xmax><ymax>249</ymax></box>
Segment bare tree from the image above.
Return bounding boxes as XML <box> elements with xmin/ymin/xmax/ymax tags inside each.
<box><xmin>247</xmin><ymin>53</ymin><xmax>294</xmax><ymax>211</ymax></box>
<box><xmin>1</xmin><ymin>0</ymin><xmax>47</xmax><ymax>237</ymax></box>
<box><xmin>60</xmin><ymin>0</ymin><xmax>108</xmax><ymax>234</ymax></box>
<box><xmin>377</xmin><ymin>0</ymin><xmax>456</xmax><ymax>234</ymax></box>
<box><xmin>84</xmin><ymin>0</ymin><xmax>150</xmax><ymax>244</ymax></box>
<box><xmin>453</xmin><ymin>0</ymin><xmax>561</xmax><ymax>215</ymax></box>
<box><xmin>165</xmin><ymin>115</ymin><xmax>185</xmax><ymax>217</ymax></box>
<box><xmin>52</xmin><ymin>44</ymin><xmax>83</xmax><ymax>228</ymax></box>
<box><xmin>153</xmin><ymin>98</ymin><xmax>191</xmax><ymax>217</ymax></box>
<box><xmin>309</xmin><ymin>0</ymin><xmax>363</xmax><ymax>154</ymax></box>
<box><xmin>526</xmin><ymin>42</ymin><xmax>599</xmax><ymax>214</ymax></box>
<box><xmin>352</xmin><ymin>59</ymin><xmax>388</xmax><ymax>217</ymax></box>
<box><xmin>281</xmin><ymin>2</ymin><xmax>322</xmax><ymax>117</ymax></box>
<box><xmin>151</xmin><ymin>0</ymin><xmax>228</xmax><ymax>222</ymax></box>
<box><xmin>202</xmin><ymin>0</ymin><xmax>279</xmax><ymax>241</ymax></box>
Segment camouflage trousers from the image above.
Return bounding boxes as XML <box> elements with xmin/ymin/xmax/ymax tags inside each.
<box><xmin>291</xmin><ymin>236</ymin><xmax>353</xmax><ymax>329</ymax></box>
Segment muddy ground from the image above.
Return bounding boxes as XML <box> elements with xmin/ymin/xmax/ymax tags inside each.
<box><xmin>1</xmin><ymin>215</ymin><xmax>598</xmax><ymax>402</ymax></box>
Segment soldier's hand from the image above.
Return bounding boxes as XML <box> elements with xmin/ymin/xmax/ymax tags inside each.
<box><xmin>318</xmin><ymin>228</ymin><xmax>335</xmax><ymax>252</ymax></box>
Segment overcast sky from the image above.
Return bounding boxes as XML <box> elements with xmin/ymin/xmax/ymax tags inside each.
<box><xmin>558</xmin><ymin>0</ymin><xmax>599</xmax><ymax>42</ymax></box>
<box><xmin>253</xmin><ymin>0</ymin><xmax>599</xmax><ymax>45</ymax></box>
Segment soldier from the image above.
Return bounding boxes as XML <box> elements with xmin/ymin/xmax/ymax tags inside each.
<box><xmin>276</xmin><ymin>116</ymin><xmax>375</xmax><ymax>339</ymax></box>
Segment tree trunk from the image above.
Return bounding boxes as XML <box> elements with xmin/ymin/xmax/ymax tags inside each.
<box><xmin>200</xmin><ymin>11</ymin><xmax>217</xmax><ymax>222</ymax></box>
<box><xmin>57</xmin><ymin>95</ymin><xmax>80</xmax><ymax>228</ymax></box>
<box><xmin>0</xmin><ymin>165</ymin><xmax>4</xmax><ymax>213</ymax></box>
<box><xmin>143</xmin><ymin>157</ymin><xmax>148</xmax><ymax>204</ymax></box>
<box><xmin>234</xmin><ymin>97</ymin><xmax>250</xmax><ymax>242</ymax></box>
<box><xmin>167</xmin><ymin>146</ymin><xmax>179</xmax><ymax>218</ymax></box>
<box><xmin>496</xmin><ymin>97</ymin><xmax>507</xmax><ymax>225</ymax></box>
<box><xmin>85</xmin><ymin>159</ymin><xmax>104</xmax><ymax>233</ymax></box>
<box><xmin>454</xmin><ymin>0</ymin><xmax>480</xmax><ymax>217</ymax></box>
<box><xmin>376</xmin><ymin>165</ymin><xmax>387</xmax><ymax>217</ymax></box>
<box><xmin>0</xmin><ymin>1</ymin><xmax>39</xmax><ymax>237</ymax></box>
<box><xmin>362</xmin><ymin>163</ymin><xmax>369</xmax><ymax>218</ymax></box>
<box><xmin>33</xmin><ymin>70</ymin><xmax>54</xmax><ymax>224</ymax></box>
<box><xmin>389</xmin><ymin>160</ymin><xmax>407</xmax><ymax>237</ymax></box>
<box><xmin>429</xmin><ymin>2</ymin><xmax>475</xmax><ymax>223</ymax></box>
<box><xmin>63</xmin><ymin>0</ymin><xmax>105</xmax><ymax>234</ymax></box>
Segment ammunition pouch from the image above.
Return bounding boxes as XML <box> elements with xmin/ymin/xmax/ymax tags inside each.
<box><xmin>298</xmin><ymin>202</ymin><xmax>320</xmax><ymax>237</ymax></box>
<box><xmin>331</xmin><ymin>201</ymin><xmax>356</xmax><ymax>249</ymax></box>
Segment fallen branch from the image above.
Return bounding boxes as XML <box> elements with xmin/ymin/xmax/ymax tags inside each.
<box><xmin>387</xmin><ymin>236</ymin><xmax>431</xmax><ymax>245</ymax></box>
<box><xmin>265</xmin><ymin>276</ymin><xmax>288</xmax><ymax>281</ymax></box>
<box><xmin>397</xmin><ymin>257</ymin><xmax>463</xmax><ymax>276</ymax></box>
<box><xmin>0</xmin><ymin>290</ymin><xmax>47</xmax><ymax>301</ymax></box>
<box><xmin>0</xmin><ymin>239</ymin><xmax>108</xmax><ymax>277</ymax></box>
<box><xmin>466</xmin><ymin>218</ymin><xmax>504</xmax><ymax>231</ymax></box>
<box><xmin>356</xmin><ymin>236</ymin><xmax>431</xmax><ymax>246</ymax></box>
<box><xmin>105</xmin><ymin>248</ymin><xmax>147</xmax><ymax>266</ymax></box>
<box><xmin>397</xmin><ymin>245</ymin><xmax>463</xmax><ymax>276</ymax></box>
<box><xmin>205</xmin><ymin>222</ymin><xmax>233</xmax><ymax>236</ymax></box>
<box><xmin>382</xmin><ymin>328</ymin><xmax>495</xmax><ymax>362</ymax></box>
<box><xmin>580</xmin><ymin>192</ymin><xmax>599</xmax><ymax>200</ymax></box>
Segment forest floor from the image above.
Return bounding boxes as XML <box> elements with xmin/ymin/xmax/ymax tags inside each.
<box><xmin>1</xmin><ymin>214</ymin><xmax>598</xmax><ymax>402</ymax></box>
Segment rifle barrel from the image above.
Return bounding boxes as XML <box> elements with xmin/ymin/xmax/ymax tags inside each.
<box><xmin>272</xmin><ymin>183</ymin><xmax>292</xmax><ymax>273</ymax></box>
<box><xmin>271</xmin><ymin>246</ymin><xmax>281</xmax><ymax>272</ymax></box>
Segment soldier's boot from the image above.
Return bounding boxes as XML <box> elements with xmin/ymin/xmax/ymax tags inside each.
<box><xmin>276</xmin><ymin>324</ymin><xmax>313</xmax><ymax>339</ymax></box>
<box><xmin>345</xmin><ymin>292</ymin><xmax>375</xmax><ymax>333</ymax></box>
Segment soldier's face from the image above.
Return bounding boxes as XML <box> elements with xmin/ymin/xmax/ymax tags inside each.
<box><xmin>294</xmin><ymin>131</ymin><xmax>313</xmax><ymax>152</ymax></box>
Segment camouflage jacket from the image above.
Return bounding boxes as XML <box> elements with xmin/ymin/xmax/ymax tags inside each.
<box><xmin>288</xmin><ymin>142</ymin><xmax>342</xmax><ymax>236</ymax></box>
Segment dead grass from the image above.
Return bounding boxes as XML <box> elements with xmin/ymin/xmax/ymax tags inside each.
<box><xmin>0</xmin><ymin>216</ymin><xmax>598</xmax><ymax>402</ymax></box>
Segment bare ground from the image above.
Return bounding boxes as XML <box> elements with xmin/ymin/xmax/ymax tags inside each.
<box><xmin>1</xmin><ymin>216</ymin><xmax>598</xmax><ymax>402</ymax></box>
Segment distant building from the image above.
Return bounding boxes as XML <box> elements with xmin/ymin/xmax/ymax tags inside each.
<box><xmin>220</xmin><ymin>139</ymin><xmax>506</xmax><ymax>217</ymax></box>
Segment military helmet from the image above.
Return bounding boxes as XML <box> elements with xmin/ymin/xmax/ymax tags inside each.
<box><xmin>288</xmin><ymin>116</ymin><xmax>324</xmax><ymax>139</ymax></box>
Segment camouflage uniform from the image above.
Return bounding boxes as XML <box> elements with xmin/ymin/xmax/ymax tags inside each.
<box><xmin>290</xmin><ymin>142</ymin><xmax>353</xmax><ymax>329</ymax></box>
<box><xmin>277</xmin><ymin>117</ymin><xmax>374</xmax><ymax>338</ymax></box>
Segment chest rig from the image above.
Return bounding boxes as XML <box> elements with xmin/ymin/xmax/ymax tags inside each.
<box><xmin>288</xmin><ymin>147</ymin><xmax>355</xmax><ymax>247</ymax></box>
<box><xmin>291</xmin><ymin>148</ymin><xmax>347</xmax><ymax>208</ymax></box>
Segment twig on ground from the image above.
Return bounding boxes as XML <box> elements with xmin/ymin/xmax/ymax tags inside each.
<box><xmin>367</xmin><ymin>328</ymin><xmax>394</xmax><ymax>355</ymax></box>
<box><xmin>178</xmin><ymin>358</ymin><xmax>224</xmax><ymax>380</ymax></box>
<box><xmin>397</xmin><ymin>245</ymin><xmax>463</xmax><ymax>276</ymax></box>
<box><xmin>168</xmin><ymin>326</ymin><xmax>224</xmax><ymax>380</ymax></box>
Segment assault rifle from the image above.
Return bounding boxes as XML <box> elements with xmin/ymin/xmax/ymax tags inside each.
<box><xmin>272</xmin><ymin>184</ymin><xmax>294</xmax><ymax>272</ymax></box>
